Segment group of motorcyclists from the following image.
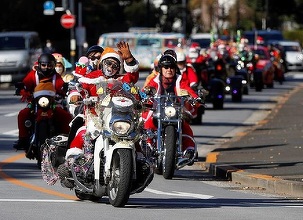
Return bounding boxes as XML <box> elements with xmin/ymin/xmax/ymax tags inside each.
<box><xmin>13</xmin><ymin>39</ymin><xmax>204</xmax><ymax>188</ymax></box>
<box><xmin>9</xmin><ymin>29</ymin><xmax>290</xmax><ymax>206</ymax></box>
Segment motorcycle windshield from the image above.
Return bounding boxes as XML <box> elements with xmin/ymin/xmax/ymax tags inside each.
<box><xmin>95</xmin><ymin>79</ymin><xmax>140</xmax><ymax>109</ymax></box>
<box><xmin>94</xmin><ymin>78</ymin><xmax>143</xmax><ymax>138</ymax></box>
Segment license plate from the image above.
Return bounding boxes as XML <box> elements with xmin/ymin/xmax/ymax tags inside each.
<box><xmin>0</xmin><ymin>75</ymin><xmax>12</xmax><ymax>82</ymax></box>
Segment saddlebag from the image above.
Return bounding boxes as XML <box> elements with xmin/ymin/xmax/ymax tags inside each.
<box><xmin>41</xmin><ymin>135</ymin><xmax>68</xmax><ymax>185</ymax></box>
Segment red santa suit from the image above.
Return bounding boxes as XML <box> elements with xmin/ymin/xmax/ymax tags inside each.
<box><xmin>18</xmin><ymin>70</ymin><xmax>72</xmax><ymax>139</ymax></box>
<box><xmin>66</xmin><ymin>47</ymin><xmax>139</xmax><ymax>158</ymax></box>
<box><xmin>179</xmin><ymin>64</ymin><xmax>199</xmax><ymax>89</ymax></box>
<box><xmin>142</xmin><ymin>73</ymin><xmax>198</xmax><ymax>151</ymax></box>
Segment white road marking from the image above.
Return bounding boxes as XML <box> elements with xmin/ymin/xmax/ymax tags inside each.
<box><xmin>4</xmin><ymin>112</ymin><xmax>18</xmax><ymax>117</ymax></box>
<box><xmin>3</xmin><ymin>129</ymin><xmax>18</xmax><ymax>136</ymax></box>
<box><xmin>145</xmin><ymin>188</ymin><xmax>214</xmax><ymax>199</ymax></box>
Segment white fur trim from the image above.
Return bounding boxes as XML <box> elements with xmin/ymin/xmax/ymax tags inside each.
<box><xmin>101</xmin><ymin>52</ymin><xmax>122</xmax><ymax>64</ymax></box>
<box><xmin>65</xmin><ymin>148</ymin><xmax>83</xmax><ymax>159</ymax></box>
<box><xmin>190</xmin><ymin>82</ymin><xmax>198</xmax><ymax>88</ymax></box>
<box><xmin>124</xmin><ymin>60</ymin><xmax>139</xmax><ymax>73</ymax></box>
<box><xmin>75</xmin><ymin>125</ymin><xmax>86</xmax><ymax>135</ymax></box>
<box><xmin>72</xmin><ymin>70</ymin><xmax>85</xmax><ymax>78</ymax></box>
<box><xmin>78</xmin><ymin>76</ymin><xmax>103</xmax><ymax>84</ymax></box>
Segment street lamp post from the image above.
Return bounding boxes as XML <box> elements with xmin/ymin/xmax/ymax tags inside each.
<box><xmin>69</xmin><ymin>0</ymin><xmax>76</xmax><ymax>67</ymax></box>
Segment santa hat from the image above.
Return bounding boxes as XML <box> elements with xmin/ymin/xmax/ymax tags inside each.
<box><xmin>33</xmin><ymin>82</ymin><xmax>56</xmax><ymax>98</ymax></box>
<box><xmin>256</xmin><ymin>36</ymin><xmax>264</xmax><ymax>45</ymax></box>
<box><xmin>190</xmin><ymin>42</ymin><xmax>201</xmax><ymax>50</ymax></box>
<box><xmin>101</xmin><ymin>47</ymin><xmax>123</xmax><ymax>75</ymax></box>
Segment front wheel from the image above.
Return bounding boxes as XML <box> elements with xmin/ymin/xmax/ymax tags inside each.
<box><xmin>162</xmin><ymin>125</ymin><xmax>177</xmax><ymax>179</ymax></box>
<box><xmin>108</xmin><ymin>149</ymin><xmax>132</xmax><ymax>207</ymax></box>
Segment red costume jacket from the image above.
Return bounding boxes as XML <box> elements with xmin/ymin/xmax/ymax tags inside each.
<box><xmin>21</xmin><ymin>70</ymin><xmax>66</xmax><ymax>100</ymax></box>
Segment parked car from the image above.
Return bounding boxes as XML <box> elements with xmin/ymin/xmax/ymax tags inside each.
<box><xmin>0</xmin><ymin>31</ymin><xmax>42</xmax><ymax>84</ymax></box>
<box><xmin>270</xmin><ymin>40</ymin><xmax>303</xmax><ymax>72</ymax></box>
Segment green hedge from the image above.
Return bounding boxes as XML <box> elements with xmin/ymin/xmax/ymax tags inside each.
<box><xmin>283</xmin><ymin>30</ymin><xmax>303</xmax><ymax>45</ymax></box>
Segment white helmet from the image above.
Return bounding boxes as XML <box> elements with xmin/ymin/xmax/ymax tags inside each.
<box><xmin>176</xmin><ymin>51</ymin><xmax>186</xmax><ymax>62</ymax></box>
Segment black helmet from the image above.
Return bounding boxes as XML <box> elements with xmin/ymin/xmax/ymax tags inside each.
<box><xmin>163</xmin><ymin>49</ymin><xmax>177</xmax><ymax>60</ymax></box>
<box><xmin>158</xmin><ymin>54</ymin><xmax>177</xmax><ymax>69</ymax></box>
<box><xmin>85</xmin><ymin>45</ymin><xmax>104</xmax><ymax>57</ymax></box>
<box><xmin>37</xmin><ymin>53</ymin><xmax>56</xmax><ymax>77</ymax></box>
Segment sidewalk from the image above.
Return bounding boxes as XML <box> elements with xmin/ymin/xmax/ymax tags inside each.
<box><xmin>206</xmin><ymin>83</ymin><xmax>303</xmax><ymax>198</ymax></box>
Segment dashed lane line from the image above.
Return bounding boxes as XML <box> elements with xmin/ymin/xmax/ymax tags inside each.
<box><xmin>0</xmin><ymin>153</ymin><xmax>77</xmax><ymax>200</ymax></box>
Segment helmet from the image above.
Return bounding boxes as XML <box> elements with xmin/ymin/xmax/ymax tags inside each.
<box><xmin>100</xmin><ymin>47</ymin><xmax>123</xmax><ymax>77</ymax></box>
<box><xmin>176</xmin><ymin>51</ymin><xmax>186</xmax><ymax>62</ymax></box>
<box><xmin>158</xmin><ymin>54</ymin><xmax>177</xmax><ymax>69</ymax></box>
<box><xmin>163</xmin><ymin>49</ymin><xmax>177</xmax><ymax>60</ymax></box>
<box><xmin>85</xmin><ymin>45</ymin><xmax>104</xmax><ymax>57</ymax></box>
<box><xmin>37</xmin><ymin>53</ymin><xmax>56</xmax><ymax>77</ymax></box>
<box><xmin>86</xmin><ymin>45</ymin><xmax>104</xmax><ymax>71</ymax></box>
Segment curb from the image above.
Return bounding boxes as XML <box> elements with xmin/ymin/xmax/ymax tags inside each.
<box><xmin>209</xmin><ymin>163</ymin><xmax>303</xmax><ymax>198</ymax></box>
<box><xmin>204</xmin><ymin>83</ymin><xmax>303</xmax><ymax>198</ymax></box>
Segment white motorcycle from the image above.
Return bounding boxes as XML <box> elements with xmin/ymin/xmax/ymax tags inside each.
<box><xmin>41</xmin><ymin>79</ymin><xmax>153</xmax><ymax>207</ymax></box>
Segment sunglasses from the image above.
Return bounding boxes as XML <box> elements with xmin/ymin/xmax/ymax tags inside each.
<box><xmin>40</xmin><ymin>63</ymin><xmax>54</xmax><ymax>68</ymax></box>
<box><xmin>163</xmin><ymin>65</ymin><xmax>175</xmax><ymax>69</ymax></box>
<box><xmin>104</xmin><ymin>59</ymin><xmax>119</xmax><ymax>70</ymax></box>
<box><xmin>89</xmin><ymin>55</ymin><xmax>101</xmax><ymax>61</ymax></box>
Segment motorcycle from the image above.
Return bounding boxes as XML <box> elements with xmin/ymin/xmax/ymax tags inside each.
<box><xmin>41</xmin><ymin>78</ymin><xmax>153</xmax><ymax>207</ymax></box>
<box><xmin>204</xmin><ymin>52</ymin><xmax>227</xmax><ymax>109</ymax></box>
<box><xmin>15</xmin><ymin>82</ymin><xmax>59</xmax><ymax>167</ymax></box>
<box><xmin>142</xmin><ymin>88</ymin><xmax>201</xmax><ymax>179</ymax></box>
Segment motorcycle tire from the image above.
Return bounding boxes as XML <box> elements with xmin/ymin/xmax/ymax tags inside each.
<box><xmin>231</xmin><ymin>93</ymin><xmax>242</xmax><ymax>102</ymax></box>
<box><xmin>212</xmin><ymin>98</ymin><xmax>224</xmax><ymax>109</ymax></box>
<box><xmin>255</xmin><ymin>82</ymin><xmax>263</xmax><ymax>92</ymax></box>
<box><xmin>243</xmin><ymin>86</ymin><xmax>249</xmax><ymax>95</ymax></box>
<box><xmin>108</xmin><ymin>149</ymin><xmax>132</xmax><ymax>207</ymax></box>
<box><xmin>162</xmin><ymin>125</ymin><xmax>177</xmax><ymax>179</ymax></box>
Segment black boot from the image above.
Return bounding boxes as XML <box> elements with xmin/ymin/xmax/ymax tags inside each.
<box><xmin>13</xmin><ymin>138</ymin><xmax>29</xmax><ymax>151</ymax></box>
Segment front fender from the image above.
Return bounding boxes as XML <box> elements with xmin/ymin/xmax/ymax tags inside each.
<box><xmin>100</xmin><ymin>140</ymin><xmax>136</xmax><ymax>180</ymax></box>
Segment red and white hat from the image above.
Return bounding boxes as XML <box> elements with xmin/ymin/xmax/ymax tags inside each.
<box><xmin>101</xmin><ymin>47</ymin><xmax>123</xmax><ymax>75</ymax></box>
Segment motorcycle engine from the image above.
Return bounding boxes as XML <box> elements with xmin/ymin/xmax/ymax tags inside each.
<box><xmin>73</xmin><ymin>153</ymin><xmax>94</xmax><ymax>184</ymax></box>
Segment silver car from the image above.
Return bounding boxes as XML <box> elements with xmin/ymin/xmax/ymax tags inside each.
<box><xmin>273</xmin><ymin>40</ymin><xmax>303</xmax><ymax>72</ymax></box>
<box><xmin>0</xmin><ymin>31</ymin><xmax>42</xmax><ymax>83</ymax></box>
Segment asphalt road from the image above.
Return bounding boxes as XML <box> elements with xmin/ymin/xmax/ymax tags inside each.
<box><xmin>0</xmin><ymin>72</ymin><xmax>303</xmax><ymax>219</ymax></box>
<box><xmin>207</xmin><ymin>73</ymin><xmax>303</xmax><ymax>198</ymax></box>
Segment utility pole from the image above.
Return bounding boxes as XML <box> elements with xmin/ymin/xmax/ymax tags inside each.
<box><xmin>262</xmin><ymin>0</ymin><xmax>269</xmax><ymax>30</ymax></box>
<box><xmin>69</xmin><ymin>0</ymin><xmax>76</xmax><ymax>67</ymax></box>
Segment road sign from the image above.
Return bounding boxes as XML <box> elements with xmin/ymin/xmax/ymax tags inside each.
<box><xmin>60</xmin><ymin>14</ymin><xmax>76</xmax><ymax>29</ymax></box>
<box><xmin>44</xmin><ymin>1</ymin><xmax>55</xmax><ymax>10</ymax></box>
<box><xmin>43</xmin><ymin>1</ymin><xmax>55</xmax><ymax>15</ymax></box>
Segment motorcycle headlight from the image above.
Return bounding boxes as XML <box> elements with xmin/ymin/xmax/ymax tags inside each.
<box><xmin>225</xmin><ymin>86</ymin><xmax>231</xmax><ymax>92</ymax></box>
<box><xmin>38</xmin><ymin>97</ymin><xmax>50</xmax><ymax>108</ymax></box>
<box><xmin>164</xmin><ymin>106</ymin><xmax>176</xmax><ymax>118</ymax></box>
<box><xmin>112</xmin><ymin>121</ymin><xmax>131</xmax><ymax>135</ymax></box>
